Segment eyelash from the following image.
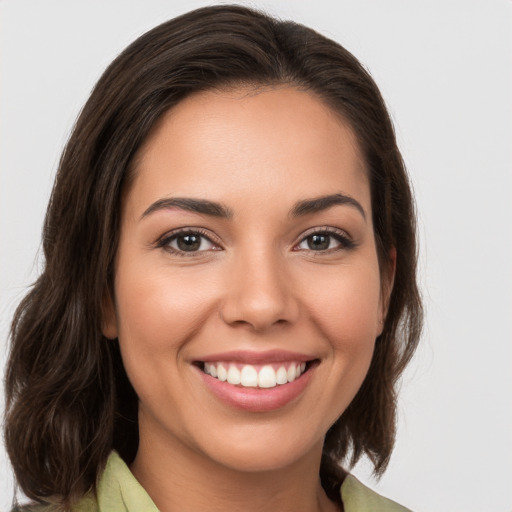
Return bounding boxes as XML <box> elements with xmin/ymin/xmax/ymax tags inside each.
<box><xmin>155</xmin><ymin>226</ymin><xmax>356</xmax><ymax>257</ymax></box>
<box><xmin>156</xmin><ymin>228</ymin><xmax>221</xmax><ymax>257</ymax></box>
<box><xmin>294</xmin><ymin>227</ymin><xmax>356</xmax><ymax>253</ymax></box>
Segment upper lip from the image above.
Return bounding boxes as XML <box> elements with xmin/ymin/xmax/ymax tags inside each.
<box><xmin>196</xmin><ymin>350</ymin><xmax>316</xmax><ymax>364</ymax></box>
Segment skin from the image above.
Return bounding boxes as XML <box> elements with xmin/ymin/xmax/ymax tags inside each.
<box><xmin>103</xmin><ymin>86</ymin><xmax>392</xmax><ymax>512</ymax></box>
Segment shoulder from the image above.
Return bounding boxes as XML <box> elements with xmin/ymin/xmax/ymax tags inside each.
<box><xmin>11</xmin><ymin>452</ymin><xmax>151</xmax><ymax>512</ymax></box>
<box><xmin>341</xmin><ymin>474</ymin><xmax>412</xmax><ymax>512</ymax></box>
<box><xmin>10</xmin><ymin>495</ymin><xmax>98</xmax><ymax>512</ymax></box>
<box><xmin>11</xmin><ymin>494</ymin><xmax>98</xmax><ymax>512</ymax></box>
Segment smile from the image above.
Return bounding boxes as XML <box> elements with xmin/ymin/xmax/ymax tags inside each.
<box><xmin>195</xmin><ymin>350</ymin><xmax>317</xmax><ymax>411</ymax></box>
<box><xmin>202</xmin><ymin>361</ymin><xmax>308</xmax><ymax>388</ymax></box>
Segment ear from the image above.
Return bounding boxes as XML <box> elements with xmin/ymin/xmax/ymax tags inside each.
<box><xmin>101</xmin><ymin>289</ymin><xmax>118</xmax><ymax>339</ymax></box>
<box><xmin>378</xmin><ymin>247</ymin><xmax>396</xmax><ymax>335</ymax></box>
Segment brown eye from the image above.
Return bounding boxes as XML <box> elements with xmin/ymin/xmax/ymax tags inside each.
<box><xmin>162</xmin><ymin>231</ymin><xmax>218</xmax><ymax>254</ymax></box>
<box><xmin>296</xmin><ymin>229</ymin><xmax>355</xmax><ymax>252</ymax></box>
<box><xmin>307</xmin><ymin>234</ymin><xmax>331</xmax><ymax>250</ymax></box>
<box><xmin>298</xmin><ymin>233</ymin><xmax>340</xmax><ymax>251</ymax></box>
<box><xmin>177</xmin><ymin>234</ymin><xmax>202</xmax><ymax>251</ymax></box>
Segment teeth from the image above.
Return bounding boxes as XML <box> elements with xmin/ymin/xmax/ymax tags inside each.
<box><xmin>258</xmin><ymin>365</ymin><xmax>276</xmax><ymax>388</ymax></box>
<box><xmin>227</xmin><ymin>366</ymin><xmax>241</xmax><ymax>385</ymax></box>
<box><xmin>204</xmin><ymin>361</ymin><xmax>308</xmax><ymax>388</ymax></box>
<box><xmin>217</xmin><ymin>364</ymin><xmax>227</xmax><ymax>381</ymax></box>
<box><xmin>240</xmin><ymin>365</ymin><xmax>258</xmax><ymax>387</ymax></box>
<box><xmin>276</xmin><ymin>366</ymin><xmax>288</xmax><ymax>385</ymax></box>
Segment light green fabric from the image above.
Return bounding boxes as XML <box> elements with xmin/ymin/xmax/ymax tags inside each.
<box><xmin>72</xmin><ymin>452</ymin><xmax>158</xmax><ymax>512</ymax></box>
<box><xmin>22</xmin><ymin>451</ymin><xmax>411</xmax><ymax>511</ymax></box>
<box><xmin>340</xmin><ymin>474</ymin><xmax>412</xmax><ymax>512</ymax></box>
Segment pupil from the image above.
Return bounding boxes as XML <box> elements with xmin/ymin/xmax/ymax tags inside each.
<box><xmin>308</xmin><ymin>234</ymin><xmax>329</xmax><ymax>250</ymax></box>
<box><xmin>177</xmin><ymin>234</ymin><xmax>201</xmax><ymax>251</ymax></box>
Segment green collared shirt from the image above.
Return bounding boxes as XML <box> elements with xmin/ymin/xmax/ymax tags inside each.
<box><xmin>26</xmin><ymin>452</ymin><xmax>411</xmax><ymax>512</ymax></box>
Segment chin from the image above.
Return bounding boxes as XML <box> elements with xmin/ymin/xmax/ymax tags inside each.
<box><xmin>194</xmin><ymin>423</ymin><xmax>325</xmax><ymax>474</ymax></box>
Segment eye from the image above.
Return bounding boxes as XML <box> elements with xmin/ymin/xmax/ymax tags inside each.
<box><xmin>158</xmin><ymin>229</ymin><xmax>221</xmax><ymax>255</ymax></box>
<box><xmin>296</xmin><ymin>229</ymin><xmax>355</xmax><ymax>252</ymax></box>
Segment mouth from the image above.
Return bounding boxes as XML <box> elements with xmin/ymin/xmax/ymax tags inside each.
<box><xmin>198</xmin><ymin>360</ymin><xmax>315</xmax><ymax>389</ymax></box>
<box><xmin>193</xmin><ymin>350</ymin><xmax>319</xmax><ymax>411</ymax></box>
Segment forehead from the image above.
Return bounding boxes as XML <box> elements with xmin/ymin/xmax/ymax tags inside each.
<box><xmin>127</xmin><ymin>86</ymin><xmax>370</xmax><ymax>215</ymax></box>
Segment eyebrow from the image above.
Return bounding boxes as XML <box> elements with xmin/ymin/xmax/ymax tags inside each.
<box><xmin>291</xmin><ymin>193</ymin><xmax>366</xmax><ymax>220</ymax></box>
<box><xmin>140</xmin><ymin>193</ymin><xmax>366</xmax><ymax>221</ymax></box>
<box><xmin>141</xmin><ymin>197</ymin><xmax>233</xmax><ymax>220</ymax></box>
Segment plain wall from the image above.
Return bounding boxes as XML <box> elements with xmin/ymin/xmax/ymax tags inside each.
<box><xmin>1</xmin><ymin>1</ymin><xmax>511</xmax><ymax>511</ymax></box>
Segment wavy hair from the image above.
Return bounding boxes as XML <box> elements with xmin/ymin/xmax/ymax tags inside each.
<box><xmin>4</xmin><ymin>4</ymin><xmax>422</xmax><ymax>509</ymax></box>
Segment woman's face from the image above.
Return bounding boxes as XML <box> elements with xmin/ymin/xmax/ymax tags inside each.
<box><xmin>104</xmin><ymin>87</ymin><xmax>389</xmax><ymax>473</ymax></box>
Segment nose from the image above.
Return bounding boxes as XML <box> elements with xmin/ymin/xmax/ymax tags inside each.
<box><xmin>220</xmin><ymin>249</ymin><xmax>299</xmax><ymax>332</ymax></box>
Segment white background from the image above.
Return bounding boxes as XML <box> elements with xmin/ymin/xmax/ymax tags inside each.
<box><xmin>1</xmin><ymin>1</ymin><xmax>511</xmax><ymax>511</ymax></box>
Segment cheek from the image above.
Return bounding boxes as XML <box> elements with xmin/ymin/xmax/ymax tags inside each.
<box><xmin>114</xmin><ymin>262</ymin><xmax>211</xmax><ymax>346</ymax></box>
<box><xmin>301</xmin><ymin>261</ymin><xmax>383</xmax><ymax>348</ymax></box>
<box><xmin>297</xmin><ymin>265</ymin><xmax>381</xmax><ymax>431</ymax></box>
<box><xmin>112</xmin><ymin>261</ymin><xmax>214</xmax><ymax>394</ymax></box>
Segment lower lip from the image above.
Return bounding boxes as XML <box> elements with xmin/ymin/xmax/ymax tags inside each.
<box><xmin>196</xmin><ymin>365</ymin><xmax>315</xmax><ymax>412</ymax></box>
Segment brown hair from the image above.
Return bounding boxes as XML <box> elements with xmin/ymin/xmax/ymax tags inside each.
<box><xmin>4</xmin><ymin>4</ymin><xmax>422</xmax><ymax>509</ymax></box>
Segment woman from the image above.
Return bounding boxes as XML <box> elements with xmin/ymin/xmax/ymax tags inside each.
<box><xmin>4</xmin><ymin>5</ymin><xmax>422</xmax><ymax>511</ymax></box>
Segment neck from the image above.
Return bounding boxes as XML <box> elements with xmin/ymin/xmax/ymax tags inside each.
<box><xmin>131</xmin><ymin>421</ymin><xmax>340</xmax><ymax>512</ymax></box>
